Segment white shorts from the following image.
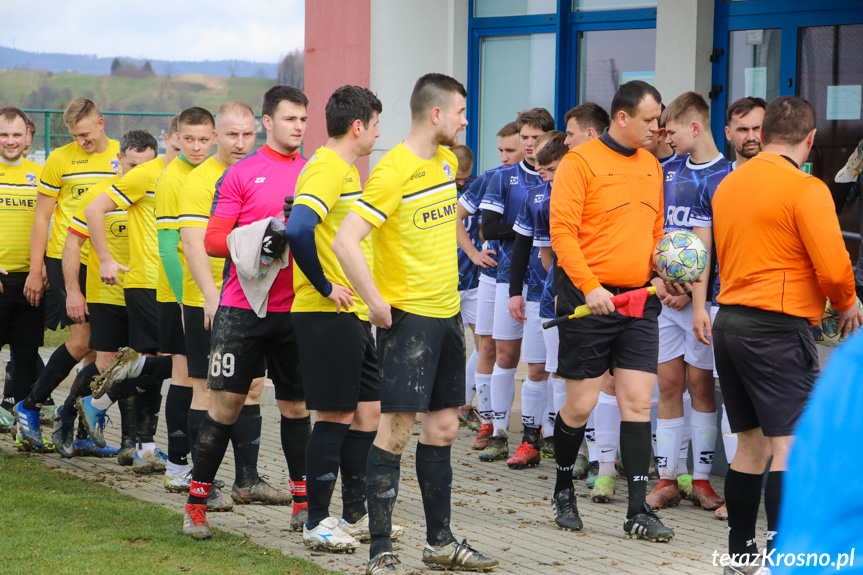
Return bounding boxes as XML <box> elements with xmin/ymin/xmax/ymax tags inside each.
<box><xmin>710</xmin><ymin>305</ymin><xmax>719</xmax><ymax>379</ymax></box>
<box><xmin>541</xmin><ymin>314</ymin><xmax>559</xmax><ymax>373</ymax></box>
<box><xmin>459</xmin><ymin>288</ymin><xmax>478</xmax><ymax>326</ymax></box>
<box><xmin>657</xmin><ymin>301</ymin><xmax>714</xmax><ymax>371</ymax></box>
<box><xmin>475</xmin><ymin>275</ymin><xmax>496</xmax><ymax>336</ymax></box>
<box><xmin>493</xmin><ymin>281</ymin><xmax>525</xmax><ymax>341</ymax></box>
<box><xmin>521</xmin><ymin>301</ymin><xmax>547</xmax><ymax>364</ymax></box>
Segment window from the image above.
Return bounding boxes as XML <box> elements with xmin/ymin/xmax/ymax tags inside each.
<box><xmin>475</xmin><ymin>0</ymin><xmax>556</xmax><ymax>18</ymax></box>
<box><xmin>577</xmin><ymin>28</ymin><xmax>657</xmax><ymax>112</ymax></box>
<box><xmin>572</xmin><ymin>0</ymin><xmax>656</xmax><ymax>11</ymax></box>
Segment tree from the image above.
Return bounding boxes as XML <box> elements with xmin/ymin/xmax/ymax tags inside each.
<box><xmin>111</xmin><ymin>58</ymin><xmax>123</xmax><ymax>75</ymax></box>
<box><xmin>142</xmin><ymin>60</ymin><xmax>155</xmax><ymax>77</ymax></box>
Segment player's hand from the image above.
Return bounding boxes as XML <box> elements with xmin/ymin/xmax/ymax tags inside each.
<box><xmin>283</xmin><ymin>196</ymin><xmax>295</xmax><ymax>221</ymax></box>
<box><xmin>693</xmin><ymin>306</ymin><xmax>712</xmax><ymax>345</ymax></box>
<box><xmin>585</xmin><ymin>286</ymin><xmax>615</xmax><ymax>315</ymax></box>
<box><xmin>836</xmin><ymin>305</ymin><xmax>863</xmax><ymax>340</ymax></box>
<box><xmin>470</xmin><ymin>249</ymin><xmax>497</xmax><ymax>269</ymax></box>
<box><xmin>203</xmin><ymin>296</ymin><xmax>218</xmax><ymax>330</ymax></box>
<box><xmin>66</xmin><ymin>290</ymin><xmax>88</xmax><ymax>324</ymax></box>
<box><xmin>650</xmin><ymin>277</ymin><xmax>674</xmax><ymax>306</ymax></box>
<box><xmin>261</xmin><ymin>219</ymin><xmax>288</xmax><ymax>258</ymax></box>
<box><xmin>508</xmin><ymin>295</ymin><xmax>526</xmax><ymax>323</ymax></box>
<box><xmin>327</xmin><ymin>283</ymin><xmax>354</xmax><ymax>313</ymax></box>
<box><xmin>668</xmin><ymin>294</ymin><xmax>690</xmax><ymax>312</ymax></box>
<box><xmin>100</xmin><ymin>259</ymin><xmax>130</xmax><ymax>286</ymax></box>
<box><xmin>369</xmin><ymin>301</ymin><xmax>392</xmax><ymax>329</ymax></box>
<box><xmin>24</xmin><ymin>270</ymin><xmax>44</xmax><ymax>306</ymax></box>
<box><xmin>0</xmin><ymin>266</ymin><xmax>6</xmax><ymax>293</ymax></box>
<box><xmin>663</xmin><ymin>280</ymin><xmax>691</xmax><ymax>296</ymax></box>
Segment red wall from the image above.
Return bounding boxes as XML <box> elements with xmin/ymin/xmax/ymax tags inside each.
<box><xmin>304</xmin><ymin>0</ymin><xmax>372</xmax><ymax>177</ymax></box>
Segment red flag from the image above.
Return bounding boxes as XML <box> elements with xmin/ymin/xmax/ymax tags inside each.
<box><xmin>610</xmin><ymin>288</ymin><xmax>650</xmax><ymax>318</ymax></box>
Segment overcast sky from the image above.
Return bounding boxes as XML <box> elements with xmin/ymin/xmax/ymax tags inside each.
<box><xmin>5</xmin><ymin>0</ymin><xmax>304</xmax><ymax>63</ymax></box>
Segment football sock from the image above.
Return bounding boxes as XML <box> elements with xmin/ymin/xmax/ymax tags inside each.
<box><xmin>187</xmin><ymin>408</ymin><xmax>207</xmax><ymax>461</ymax></box>
<box><xmin>691</xmin><ymin>409</ymin><xmax>717</xmax><ymax>480</ymax></box>
<box><xmin>117</xmin><ymin>396</ymin><xmax>137</xmax><ymax>445</ymax></box>
<box><xmin>232</xmin><ymin>404</ymin><xmax>262</xmax><ymax>486</ymax></box>
<box><xmin>8</xmin><ymin>345</ymin><xmax>39</xmax><ymax>403</ymax></box>
<box><xmin>464</xmin><ymin>349</ymin><xmax>479</xmax><ymax>405</ymax></box>
<box><xmin>25</xmin><ymin>344</ymin><xmax>78</xmax><ymax>409</ymax></box>
<box><xmin>596</xmin><ymin>392</ymin><xmax>621</xmax><ymax>477</ymax></box>
<box><xmin>721</xmin><ymin>406</ymin><xmax>737</xmax><ymax>463</ymax></box>
<box><xmin>620</xmin><ymin>420</ymin><xmax>652</xmax><ymax>518</ymax></box>
<box><xmin>91</xmin><ymin>393</ymin><xmax>113</xmax><ymax>411</ymax></box>
<box><xmin>281</xmin><ymin>415</ymin><xmax>310</xmax><ymax>504</ymax></box>
<box><xmin>187</xmin><ymin>414</ymin><xmax>232</xmax><ymax>505</ymax></box>
<box><xmin>340</xmin><ymin>428</ymin><xmax>376</xmax><ymax>524</ymax></box>
<box><xmin>655</xmin><ymin>417</ymin><xmax>685</xmax><ymax>480</ymax></box>
<box><xmin>490</xmin><ymin>364</ymin><xmax>516</xmax><ymax>437</ymax></box>
<box><xmin>553</xmin><ymin>413</ymin><xmax>584</xmax><ymax>495</ymax></box>
<box><xmin>416</xmin><ymin>442</ymin><xmax>456</xmax><ymax>548</ymax></box>
<box><xmin>305</xmin><ymin>421</ymin><xmax>349</xmax><ymax>530</ymax></box>
<box><xmin>585</xmin><ymin>408</ymin><xmax>598</xmax><ymax>462</ymax></box>
<box><xmin>551</xmin><ymin>377</ymin><xmax>566</xmax><ymax>413</ymax></box>
<box><xmin>475</xmin><ymin>373</ymin><xmax>493</xmax><ymax>424</ymax></box>
<box><xmin>165</xmin><ymin>384</ymin><xmax>192</xmax><ymax>466</ymax></box>
<box><xmin>366</xmin><ymin>445</ymin><xmax>401</xmax><ymax>558</ymax></box>
<box><xmin>137</xmin><ymin>441</ymin><xmax>157</xmax><ymax>457</ymax></box>
<box><xmin>62</xmin><ymin>362</ymin><xmax>99</xmax><ymax>415</ymax></box>
<box><xmin>765</xmin><ymin>471</ymin><xmax>783</xmax><ymax>552</ymax></box>
<box><xmin>543</xmin><ymin>376</ymin><xmax>556</xmax><ymax>437</ymax></box>
<box><xmin>677</xmin><ymin>391</ymin><xmax>692</xmax><ymax>476</ymax></box>
<box><xmin>521</xmin><ymin>377</ymin><xmax>547</xmax><ymax>433</ymax></box>
<box><xmin>726</xmin><ymin>469</ymin><xmax>763</xmax><ymax>561</ymax></box>
<box><xmin>134</xmin><ymin>387</ymin><xmax>161</xmax><ymax>444</ymax></box>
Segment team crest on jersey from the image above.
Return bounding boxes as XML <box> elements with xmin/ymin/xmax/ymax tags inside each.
<box><xmin>25</xmin><ymin>173</ymin><xmax>36</xmax><ymax>186</ymax></box>
<box><xmin>442</xmin><ymin>162</ymin><xmax>454</xmax><ymax>182</ymax></box>
<box><xmin>111</xmin><ymin>159</ymin><xmax>121</xmax><ymax>173</ymax></box>
<box><xmin>510</xmin><ymin>175</ymin><xmax>518</xmax><ymax>185</ymax></box>
<box><xmin>665</xmin><ymin>171</ymin><xmax>676</xmax><ymax>182</ymax></box>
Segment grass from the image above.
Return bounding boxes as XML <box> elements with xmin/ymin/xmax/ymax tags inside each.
<box><xmin>0</xmin><ymin>452</ymin><xmax>338</xmax><ymax>575</ymax></box>
<box><xmin>43</xmin><ymin>326</ymin><xmax>70</xmax><ymax>349</ymax></box>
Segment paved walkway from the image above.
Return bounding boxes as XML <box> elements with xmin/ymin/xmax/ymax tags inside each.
<box><xmin>0</xmin><ymin>369</ymin><xmax>767</xmax><ymax>575</ymax></box>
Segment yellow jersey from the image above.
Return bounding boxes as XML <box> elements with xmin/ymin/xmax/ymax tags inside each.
<box><xmin>107</xmin><ymin>156</ymin><xmax>167</xmax><ymax>290</ymax></box>
<box><xmin>68</xmin><ymin>177</ymin><xmax>129</xmax><ymax>306</ymax></box>
<box><xmin>293</xmin><ymin>147</ymin><xmax>374</xmax><ymax>320</ymax></box>
<box><xmin>351</xmin><ymin>143</ymin><xmax>460</xmax><ymax>318</ymax></box>
<box><xmin>155</xmin><ymin>155</ymin><xmax>195</xmax><ymax>303</ymax></box>
<box><xmin>38</xmin><ymin>139</ymin><xmax>121</xmax><ymax>262</ymax></box>
<box><xmin>0</xmin><ymin>157</ymin><xmax>43</xmax><ymax>272</ymax></box>
<box><xmin>177</xmin><ymin>156</ymin><xmax>227</xmax><ymax>308</ymax></box>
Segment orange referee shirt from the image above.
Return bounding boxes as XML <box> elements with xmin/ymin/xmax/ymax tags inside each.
<box><xmin>713</xmin><ymin>152</ymin><xmax>855</xmax><ymax>324</ymax></box>
<box><xmin>550</xmin><ymin>136</ymin><xmax>664</xmax><ymax>294</ymax></box>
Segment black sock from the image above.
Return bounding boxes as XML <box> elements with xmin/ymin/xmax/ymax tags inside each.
<box><xmin>280</xmin><ymin>415</ymin><xmax>311</xmax><ymax>503</ymax></box>
<box><xmin>187</xmin><ymin>414</ymin><xmax>233</xmax><ymax>505</ymax></box>
<box><xmin>165</xmin><ymin>384</ymin><xmax>193</xmax><ymax>466</ymax></box>
<box><xmin>187</xmin><ymin>408</ymin><xmax>207</xmax><ymax>462</ymax></box>
<box><xmin>117</xmin><ymin>396</ymin><xmax>136</xmax><ymax>447</ymax></box>
<box><xmin>25</xmin><ymin>344</ymin><xmax>78</xmax><ymax>409</ymax></box>
<box><xmin>523</xmin><ymin>425</ymin><xmax>541</xmax><ymax>448</ymax></box>
<box><xmin>141</xmin><ymin>355</ymin><xmax>173</xmax><ymax>379</ymax></box>
<box><xmin>134</xmin><ymin>387</ymin><xmax>161</xmax><ymax>445</ymax></box>
<box><xmin>416</xmin><ymin>442</ymin><xmax>456</xmax><ymax>548</ymax></box>
<box><xmin>340</xmin><ymin>429</ymin><xmax>376</xmax><ymax>524</ymax></box>
<box><xmin>9</xmin><ymin>345</ymin><xmax>39</xmax><ymax>403</ymax></box>
<box><xmin>366</xmin><ymin>445</ymin><xmax>401</xmax><ymax>559</ymax></box>
<box><xmin>620</xmin><ymin>420</ymin><xmax>652</xmax><ymax>518</ymax></box>
<box><xmin>765</xmin><ymin>471</ymin><xmax>783</xmax><ymax>552</ymax></box>
<box><xmin>63</xmin><ymin>362</ymin><xmax>99</xmax><ymax>415</ymax></box>
<box><xmin>725</xmin><ymin>468</ymin><xmax>763</xmax><ymax>561</ymax></box>
<box><xmin>553</xmin><ymin>413</ymin><xmax>584</xmax><ymax>495</ymax></box>
<box><xmin>305</xmin><ymin>421</ymin><xmax>350</xmax><ymax>530</ymax></box>
<box><xmin>232</xmin><ymin>404</ymin><xmax>262</xmax><ymax>486</ymax></box>
<box><xmin>109</xmin><ymin>356</ymin><xmax>173</xmax><ymax>399</ymax></box>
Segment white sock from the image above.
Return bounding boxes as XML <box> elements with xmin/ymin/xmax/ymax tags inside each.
<box><xmin>90</xmin><ymin>394</ymin><xmax>114</xmax><ymax>411</ymax></box>
<box><xmin>721</xmin><ymin>406</ymin><xmax>737</xmax><ymax>464</ymax></box>
<box><xmin>521</xmin><ymin>377</ymin><xmax>547</xmax><ymax>430</ymax></box>
<box><xmin>677</xmin><ymin>391</ymin><xmax>692</xmax><ymax>476</ymax></box>
<box><xmin>691</xmin><ymin>409</ymin><xmax>718</xmax><ymax>480</ymax></box>
<box><xmin>129</xmin><ymin>354</ymin><xmax>146</xmax><ymax>378</ymax></box>
<box><xmin>490</xmin><ymin>364</ymin><xmax>516</xmax><ymax>437</ymax></box>
<box><xmin>543</xmin><ymin>376</ymin><xmax>556</xmax><ymax>438</ymax></box>
<box><xmin>655</xmin><ymin>417</ymin><xmax>686</xmax><ymax>480</ymax></box>
<box><xmin>585</xmin><ymin>409</ymin><xmax>598</xmax><ymax>462</ymax></box>
<box><xmin>551</xmin><ymin>377</ymin><xmax>566</xmax><ymax>413</ymax></box>
<box><xmin>137</xmin><ymin>441</ymin><xmax>157</xmax><ymax>458</ymax></box>
<box><xmin>475</xmin><ymin>373</ymin><xmax>493</xmax><ymax>424</ymax></box>
<box><xmin>465</xmin><ymin>350</ymin><xmax>479</xmax><ymax>405</ymax></box>
<box><xmin>166</xmin><ymin>460</ymin><xmax>191</xmax><ymax>478</ymax></box>
<box><xmin>596</xmin><ymin>392</ymin><xmax>620</xmax><ymax>478</ymax></box>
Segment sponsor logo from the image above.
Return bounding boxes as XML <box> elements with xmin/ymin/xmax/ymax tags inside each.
<box><xmin>316</xmin><ymin>472</ymin><xmax>337</xmax><ymax>482</ymax></box>
<box><xmin>633</xmin><ymin>475</ymin><xmax>649</xmax><ymax>482</ymax></box>
<box><xmin>414</xmin><ymin>198</ymin><xmax>457</xmax><ymax>229</ymax></box>
<box><xmin>72</xmin><ymin>184</ymin><xmax>89</xmax><ymax>197</ymax></box>
<box><xmin>0</xmin><ymin>194</ymin><xmax>36</xmax><ymax>209</ymax></box>
<box><xmin>665</xmin><ymin>205</ymin><xmax>692</xmax><ymax>228</ymax></box>
<box><xmin>109</xmin><ymin>221</ymin><xmax>128</xmax><ymax>237</ymax></box>
<box><xmin>379</xmin><ymin>488</ymin><xmax>397</xmax><ymax>499</ymax></box>
<box><xmin>255</xmin><ymin>177</ymin><xmax>266</xmax><ymax>183</ymax></box>
<box><xmin>410</xmin><ymin>170</ymin><xmax>426</xmax><ymax>181</ymax></box>
<box><xmin>71</xmin><ymin>159</ymin><xmax>89</xmax><ymax>165</ymax></box>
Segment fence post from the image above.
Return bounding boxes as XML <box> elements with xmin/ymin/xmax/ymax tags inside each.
<box><xmin>44</xmin><ymin>111</ymin><xmax>50</xmax><ymax>156</ymax></box>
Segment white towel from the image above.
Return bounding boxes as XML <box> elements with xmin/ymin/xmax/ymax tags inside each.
<box><xmin>227</xmin><ymin>218</ymin><xmax>289</xmax><ymax>318</ymax></box>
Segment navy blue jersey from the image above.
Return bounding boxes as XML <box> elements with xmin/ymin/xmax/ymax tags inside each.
<box><xmin>479</xmin><ymin>160</ymin><xmax>542</xmax><ymax>285</ymax></box>
<box><xmin>457</xmin><ymin>174</ymin><xmax>480</xmax><ymax>291</ymax></box>
<box><xmin>535</xmin><ymin>189</ymin><xmax>555</xmax><ymax>318</ymax></box>
<box><xmin>459</xmin><ymin>168</ymin><xmax>501</xmax><ymax>282</ymax></box>
<box><xmin>663</xmin><ymin>154</ymin><xmax>733</xmax><ymax>305</ymax></box>
<box><xmin>514</xmin><ymin>182</ymin><xmax>550</xmax><ymax>303</ymax></box>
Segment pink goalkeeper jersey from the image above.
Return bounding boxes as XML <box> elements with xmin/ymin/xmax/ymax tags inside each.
<box><xmin>211</xmin><ymin>145</ymin><xmax>306</xmax><ymax>312</ymax></box>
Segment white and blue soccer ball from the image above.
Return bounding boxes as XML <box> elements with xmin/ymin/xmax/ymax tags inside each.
<box><xmin>653</xmin><ymin>230</ymin><xmax>708</xmax><ymax>284</ymax></box>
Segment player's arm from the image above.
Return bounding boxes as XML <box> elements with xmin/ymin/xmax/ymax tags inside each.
<box><xmin>180</xmin><ymin>226</ymin><xmax>219</xmax><ymax>329</ymax></box>
<box><xmin>158</xmin><ymin>229</ymin><xmax>184</xmax><ymax>304</ymax></box>
<box><xmin>24</xmin><ymin>192</ymin><xmax>56</xmax><ymax>305</ymax></box>
<box><xmin>61</xmin><ymin>230</ymin><xmax>88</xmax><ymax>323</ymax></box>
<box><xmin>690</xmin><ymin>225</ymin><xmax>713</xmax><ymax>344</ymax></box>
<box><xmin>457</xmin><ymin>201</ymin><xmax>496</xmax><ymax>268</ymax></box>
<box><xmin>540</xmin><ymin>247</ymin><xmax>552</xmax><ymax>272</ymax></box>
<box><xmin>85</xmin><ymin>193</ymin><xmax>129</xmax><ymax>285</ymax></box>
<box><xmin>333</xmin><ymin>212</ymin><xmax>388</xmax><ymax>327</ymax></box>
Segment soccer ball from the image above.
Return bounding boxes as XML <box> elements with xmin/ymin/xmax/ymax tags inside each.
<box><xmin>653</xmin><ymin>230</ymin><xmax>708</xmax><ymax>284</ymax></box>
<box><xmin>813</xmin><ymin>297</ymin><xmax>863</xmax><ymax>347</ymax></box>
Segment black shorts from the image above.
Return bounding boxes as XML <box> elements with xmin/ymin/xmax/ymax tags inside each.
<box><xmin>0</xmin><ymin>273</ymin><xmax>45</xmax><ymax>347</ymax></box>
<box><xmin>44</xmin><ymin>256</ymin><xmax>87</xmax><ymax>327</ymax></box>
<box><xmin>555</xmin><ymin>275</ymin><xmax>660</xmax><ymax>381</ymax></box>
<box><xmin>183</xmin><ymin>305</ymin><xmax>265</xmax><ymax>380</ymax></box>
<box><xmin>713</xmin><ymin>305</ymin><xmax>819</xmax><ymax>437</ymax></box>
<box><xmin>43</xmin><ymin>287</ymin><xmax>62</xmax><ymax>331</ymax></box>
<box><xmin>125</xmin><ymin>288</ymin><xmax>159</xmax><ymax>354</ymax></box>
<box><xmin>88</xmin><ymin>303</ymin><xmax>129</xmax><ymax>352</ymax></box>
<box><xmin>377</xmin><ymin>308</ymin><xmax>465</xmax><ymax>414</ymax></box>
<box><xmin>293</xmin><ymin>311</ymin><xmax>381</xmax><ymax>411</ymax></box>
<box><xmin>207</xmin><ymin>306</ymin><xmax>303</xmax><ymax>402</ymax></box>
<box><xmin>158</xmin><ymin>301</ymin><xmax>186</xmax><ymax>355</ymax></box>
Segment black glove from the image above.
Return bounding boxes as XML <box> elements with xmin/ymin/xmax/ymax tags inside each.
<box><xmin>283</xmin><ymin>196</ymin><xmax>295</xmax><ymax>221</ymax></box>
<box><xmin>261</xmin><ymin>218</ymin><xmax>288</xmax><ymax>257</ymax></box>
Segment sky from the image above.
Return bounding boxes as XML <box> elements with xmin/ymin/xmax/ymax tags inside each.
<box><xmin>4</xmin><ymin>0</ymin><xmax>304</xmax><ymax>63</ymax></box>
